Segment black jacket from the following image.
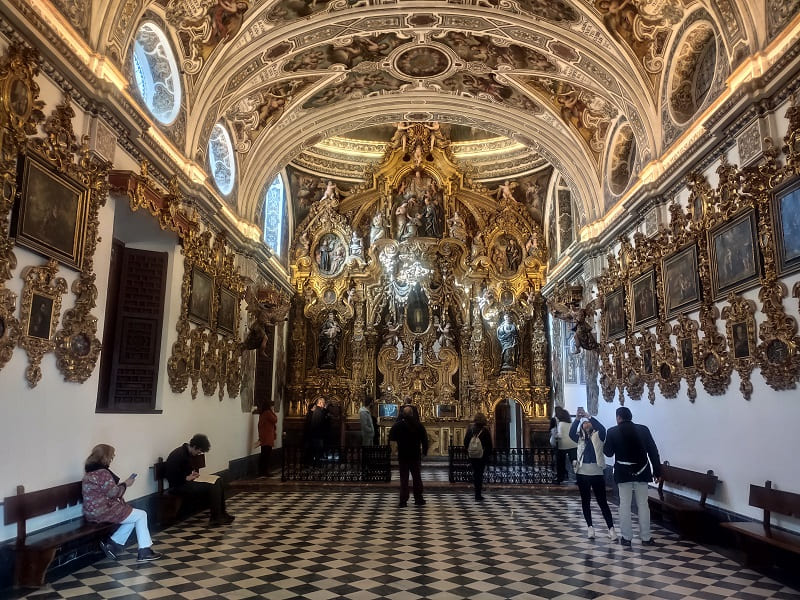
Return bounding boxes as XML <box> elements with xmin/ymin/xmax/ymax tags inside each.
<box><xmin>389</xmin><ymin>418</ymin><xmax>428</xmax><ymax>461</ymax></box>
<box><xmin>604</xmin><ymin>421</ymin><xmax>661</xmax><ymax>483</ymax></box>
<box><xmin>164</xmin><ymin>443</ymin><xmax>193</xmax><ymax>490</ymax></box>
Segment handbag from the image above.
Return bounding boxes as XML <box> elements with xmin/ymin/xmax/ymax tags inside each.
<box><xmin>549</xmin><ymin>426</ymin><xmax>558</xmax><ymax>448</ymax></box>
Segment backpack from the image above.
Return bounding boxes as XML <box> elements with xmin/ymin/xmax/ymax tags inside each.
<box><xmin>467</xmin><ymin>428</ymin><xmax>484</xmax><ymax>459</ymax></box>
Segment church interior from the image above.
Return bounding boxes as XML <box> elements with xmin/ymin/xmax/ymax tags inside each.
<box><xmin>1</xmin><ymin>0</ymin><xmax>800</xmax><ymax>597</ymax></box>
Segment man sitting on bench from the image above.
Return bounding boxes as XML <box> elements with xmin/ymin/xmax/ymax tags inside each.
<box><xmin>164</xmin><ymin>434</ymin><xmax>235</xmax><ymax>526</ymax></box>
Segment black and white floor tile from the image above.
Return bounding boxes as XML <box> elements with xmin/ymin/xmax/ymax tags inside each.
<box><xmin>17</xmin><ymin>490</ymin><xmax>799</xmax><ymax>599</ymax></box>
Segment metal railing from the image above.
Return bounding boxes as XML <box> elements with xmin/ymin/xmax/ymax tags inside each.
<box><xmin>449</xmin><ymin>446</ymin><xmax>557</xmax><ymax>484</ymax></box>
<box><xmin>281</xmin><ymin>445</ymin><xmax>391</xmax><ymax>482</ymax></box>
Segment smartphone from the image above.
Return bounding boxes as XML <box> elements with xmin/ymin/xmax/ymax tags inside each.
<box><xmin>577</xmin><ymin>407</ymin><xmax>585</xmax><ymax>415</ymax></box>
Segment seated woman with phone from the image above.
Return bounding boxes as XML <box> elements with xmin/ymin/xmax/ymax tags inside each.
<box><xmin>82</xmin><ymin>444</ymin><xmax>163</xmax><ymax>562</ymax></box>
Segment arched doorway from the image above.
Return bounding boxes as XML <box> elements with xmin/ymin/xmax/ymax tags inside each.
<box><xmin>494</xmin><ymin>398</ymin><xmax>524</xmax><ymax>448</ymax></box>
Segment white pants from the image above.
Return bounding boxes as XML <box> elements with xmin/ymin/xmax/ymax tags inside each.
<box><xmin>110</xmin><ymin>508</ymin><xmax>152</xmax><ymax>548</ymax></box>
<box><xmin>617</xmin><ymin>481</ymin><xmax>651</xmax><ymax>542</ymax></box>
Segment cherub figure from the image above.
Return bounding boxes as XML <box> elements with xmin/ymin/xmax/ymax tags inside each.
<box><xmin>320</xmin><ymin>180</ymin><xmax>339</xmax><ymax>202</ymax></box>
<box><xmin>447</xmin><ymin>210</ymin><xmax>467</xmax><ymax>242</ymax></box>
<box><xmin>495</xmin><ymin>179</ymin><xmax>517</xmax><ymax>201</ymax></box>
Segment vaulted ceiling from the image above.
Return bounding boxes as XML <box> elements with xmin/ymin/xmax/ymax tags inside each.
<box><xmin>37</xmin><ymin>0</ymin><xmax>783</xmax><ymax>231</ymax></box>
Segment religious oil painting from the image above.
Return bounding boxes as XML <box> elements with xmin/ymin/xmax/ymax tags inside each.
<box><xmin>604</xmin><ymin>287</ymin><xmax>626</xmax><ymax>339</ymax></box>
<box><xmin>435</xmin><ymin>404</ymin><xmax>457</xmax><ymax>419</ymax></box>
<box><xmin>217</xmin><ymin>287</ymin><xmax>238</xmax><ymax>336</ymax></box>
<box><xmin>378</xmin><ymin>403</ymin><xmax>398</xmax><ymax>418</ymax></box>
<box><xmin>27</xmin><ymin>292</ymin><xmax>55</xmax><ymax>340</ymax></box>
<box><xmin>731</xmin><ymin>321</ymin><xmax>750</xmax><ymax>359</ymax></box>
<box><xmin>773</xmin><ymin>183</ymin><xmax>800</xmax><ymax>276</ymax></box>
<box><xmin>14</xmin><ymin>152</ymin><xmax>90</xmax><ymax>270</ymax></box>
<box><xmin>631</xmin><ymin>269</ymin><xmax>657</xmax><ymax>327</ymax></box>
<box><xmin>314</xmin><ymin>233</ymin><xmax>346</xmax><ymax>276</ymax></box>
<box><xmin>189</xmin><ymin>267</ymin><xmax>213</xmax><ymax>327</ymax></box>
<box><xmin>709</xmin><ymin>210</ymin><xmax>760</xmax><ymax>300</ymax></box>
<box><xmin>662</xmin><ymin>244</ymin><xmax>700</xmax><ymax>318</ymax></box>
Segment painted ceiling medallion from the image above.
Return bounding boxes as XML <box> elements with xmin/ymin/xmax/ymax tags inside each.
<box><xmin>394</xmin><ymin>47</ymin><xmax>451</xmax><ymax>79</ymax></box>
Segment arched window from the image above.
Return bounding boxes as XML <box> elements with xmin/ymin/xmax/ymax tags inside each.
<box><xmin>132</xmin><ymin>22</ymin><xmax>182</xmax><ymax>125</ymax></box>
<box><xmin>208</xmin><ymin>124</ymin><xmax>235</xmax><ymax>196</ymax></box>
<box><xmin>263</xmin><ymin>174</ymin><xmax>287</xmax><ymax>258</ymax></box>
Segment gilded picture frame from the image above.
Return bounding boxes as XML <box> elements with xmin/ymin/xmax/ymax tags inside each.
<box><xmin>188</xmin><ymin>266</ymin><xmax>213</xmax><ymax>327</ymax></box>
<box><xmin>709</xmin><ymin>210</ymin><xmax>761</xmax><ymax>300</ymax></box>
<box><xmin>662</xmin><ymin>244</ymin><xmax>701</xmax><ymax>318</ymax></box>
<box><xmin>772</xmin><ymin>182</ymin><xmax>800</xmax><ymax>277</ymax></box>
<box><xmin>13</xmin><ymin>151</ymin><xmax>90</xmax><ymax>270</ymax></box>
<box><xmin>631</xmin><ymin>269</ymin><xmax>658</xmax><ymax>328</ymax></box>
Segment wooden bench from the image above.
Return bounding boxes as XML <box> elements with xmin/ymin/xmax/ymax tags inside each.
<box><xmin>721</xmin><ymin>481</ymin><xmax>800</xmax><ymax>567</ymax></box>
<box><xmin>647</xmin><ymin>462</ymin><xmax>719</xmax><ymax>540</ymax></box>
<box><xmin>152</xmin><ymin>454</ymin><xmax>205</xmax><ymax>525</ymax></box>
<box><xmin>3</xmin><ymin>482</ymin><xmax>114</xmax><ymax>588</ymax></box>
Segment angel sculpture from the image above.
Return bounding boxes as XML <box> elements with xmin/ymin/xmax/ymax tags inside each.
<box><xmin>547</xmin><ymin>297</ymin><xmax>599</xmax><ymax>353</ymax></box>
<box><xmin>241</xmin><ymin>285</ymin><xmax>290</xmax><ymax>356</ymax></box>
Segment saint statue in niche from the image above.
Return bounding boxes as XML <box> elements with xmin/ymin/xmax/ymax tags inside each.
<box><xmin>369</xmin><ymin>211</ymin><xmax>387</xmax><ymax>245</ymax></box>
<box><xmin>496</xmin><ymin>312</ymin><xmax>519</xmax><ymax>371</ymax></box>
<box><xmin>349</xmin><ymin>231</ymin><xmax>363</xmax><ymax>258</ymax></box>
<box><xmin>318</xmin><ymin>311</ymin><xmax>342</xmax><ymax>369</ymax></box>
<box><xmin>315</xmin><ymin>234</ymin><xmax>343</xmax><ymax>275</ymax></box>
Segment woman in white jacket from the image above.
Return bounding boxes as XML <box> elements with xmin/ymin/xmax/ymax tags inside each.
<box><xmin>569</xmin><ymin>408</ymin><xmax>617</xmax><ymax>540</ymax></box>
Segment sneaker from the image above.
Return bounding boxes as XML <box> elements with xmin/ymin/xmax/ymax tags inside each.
<box><xmin>641</xmin><ymin>538</ymin><xmax>657</xmax><ymax>546</ymax></box>
<box><xmin>136</xmin><ymin>547</ymin><xmax>162</xmax><ymax>562</ymax></box>
<box><xmin>608</xmin><ymin>527</ymin><xmax>617</xmax><ymax>541</ymax></box>
<box><xmin>99</xmin><ymin>539</ymin><xmax>122</xmax><ymax>561</ymax></box>
<box><xmin>619</xmin><ymin>537</ymin><xmax>632</xmax><ymax>547</ymax></box>
<box><xmin>587</xmin><ymin>526</ymin><xmax>595</xmax><ymax>539</ymax></box>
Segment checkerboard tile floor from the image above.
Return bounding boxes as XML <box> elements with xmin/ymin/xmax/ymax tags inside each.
<box><xmin>17</xmin><ymin>490</ymin><xmax>799</xmax><ymax>599</ymax></box>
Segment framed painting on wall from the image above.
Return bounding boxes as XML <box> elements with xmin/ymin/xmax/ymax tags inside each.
<box><xmin>604</xmin><ymin>287</ymin><xmax>626</xmax><ymax>340</ymax></box>
<box><xmin>13</xmin><ymin>152</ymin><xmax>90</xmax><ymax>270</ymax></box>
<box><xmin>709</xmin><ymin>210</ymin><xmax>760</xmax><ymax>300</ymax></box>
<box><xmin>772</xmin><ymin>183</ymin><xmax>800</xmax><ymax>276</ymax></box>
<box><xmin>216</xmin><ymin>287</ymin><xmax>238</xmax><ymax>336</ymax></box>
<box><xmin>662</xmin><ymin>244</ymin><xmax>701</xmax><ymax>318</ymax></box>
<box><xmin>631</xmin><ymin>269</ymin><xmax>658</xmax><ymax>328</ymax></box>
<box><xmin>188</xmin><ymin>267</ymin><xmax>213</xmax><ymax>327</ymax></box>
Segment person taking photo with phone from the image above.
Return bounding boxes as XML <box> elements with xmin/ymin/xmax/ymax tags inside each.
<box><xmin>569</xmin><ymin>409</ymin><xmax>616</xmax><ymax>541</ymax></box>
<box><xmin>82</xmin><ymin>444</ymin><xmax>162</xmax><ymax>562</ymax></box>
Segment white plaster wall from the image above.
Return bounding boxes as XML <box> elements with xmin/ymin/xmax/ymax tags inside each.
<box><xmin>0</xmin><ymin>59</ymin><xmax>259</xmax><ymax>543</ymax></box>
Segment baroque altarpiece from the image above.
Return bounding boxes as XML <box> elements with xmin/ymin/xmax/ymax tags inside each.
<box><xmin>285</xmin><ymin>124</ymin><xmax>551</xmax><ymax>452</ymax></box>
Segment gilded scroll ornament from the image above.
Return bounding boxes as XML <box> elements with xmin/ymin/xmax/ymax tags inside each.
<box><xmin>654</xmin><ymin>321</ymin><xmax>680</xmax><ymax>398</ymax></box>
<box><xmin>637</xmin><ymin>328</ymin><xmax>658</xmax><ymax>403</ymax></box>
<box><xmin>19</xmin><ymin>260</ymin><xmax>68</xmax><ymax>387</ymax></box>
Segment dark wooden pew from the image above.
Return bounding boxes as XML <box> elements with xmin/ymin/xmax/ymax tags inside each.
<box><xmin>721</xmin><ymin>481</ymin><xmax>800</xmax><ymax>567</ymax></box>
<box><xmin>3</xmin><ymin>482</ymin><xmax>114</xmax><ymax>588</ymax></box>
<box><xmin>647</xmin><ymin>462</ymin><xmax>719</xmax><ymax>540</ymax></box>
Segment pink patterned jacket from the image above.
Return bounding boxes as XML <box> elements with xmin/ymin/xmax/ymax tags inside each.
<box><xmin>82</xmin><ymin>466</ymin><xmax>132</xmax><ymax>524</ymax></box>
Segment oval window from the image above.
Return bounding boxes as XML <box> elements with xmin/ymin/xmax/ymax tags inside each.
<box><xmin>132</xmin><ymin>22</ymin><xmax>182</xmax><ymax>125</ymax></box>
<box><xmin>208</xmin><ymin>124</ymin><xmax>236</xmax><ymax>196</ymax></box>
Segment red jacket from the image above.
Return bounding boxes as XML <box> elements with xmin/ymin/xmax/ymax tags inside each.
<box><xmin>82</xmin><ymin>466</ymin><xmax>132</xmax><ymax>524</ymax></box>
<box><xmin>258</xmin><ymin>409</ymin><xmax>278</xmax><ymax>446</ymax></box>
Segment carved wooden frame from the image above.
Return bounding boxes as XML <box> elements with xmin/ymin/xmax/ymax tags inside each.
<box><xmin>722</xmin><ymin>293</ymin><xmax>757</xmax><ymax>399</ymax></box>
<box><xmin>673</xmin><ymin>315</ymin><xmax>699</xmax><ymax>402</ymax></box>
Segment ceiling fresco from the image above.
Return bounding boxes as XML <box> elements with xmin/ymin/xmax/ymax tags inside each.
<box><xmin>35</xmin><ymin>0</ymin><xmax>770</xmax><ymax>230</ymax></box>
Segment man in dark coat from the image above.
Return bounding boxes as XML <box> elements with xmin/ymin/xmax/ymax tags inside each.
<box><xmin>603</xmin><ymin>407</ymin><xmax>662</xmax><ymax>546</ymax></box>
<box><xmin>389</xmin><ymin>405</ymin><xmax>428</xmax><ymax>507</ymax></box>
<box><xmin>164</xmin><ymin>433</ymin><xmax>234</xmax><ymax>526</ymax></box>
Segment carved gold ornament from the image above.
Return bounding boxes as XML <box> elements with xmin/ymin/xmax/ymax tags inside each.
<box><xmin>722</xmin><ymin>293</ymin><xmax>758</xmax><ymax>399</ymax></box>
<box><xmin>19</xmin><ymin>260</ymin><xmax>67</xmax><ymax>386</ymax></box>
<box><xmin>0</xmin><ymin>46</ymin><xmax>45</xmax><ymax>376</ymax></box>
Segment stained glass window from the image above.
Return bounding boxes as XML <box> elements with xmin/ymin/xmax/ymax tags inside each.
<box><xmin>208</xmin><ymin>124</ymin><xmax>235</xmax><ymax>196</ymax></box>
<box><xmin>264</xmin><ymin>175</ymin><xmax>286</xmax><ymax>257</ymax></box>
<box><xmin>132</xmin><ymin>23</ymin><xmax>181</xmax><ymax>125</ymax></box>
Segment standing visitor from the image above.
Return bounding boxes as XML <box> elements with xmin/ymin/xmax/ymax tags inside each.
<box><xmin>256</xmin><ymin>401</ymin><xmax>277</xmax><ymax>477</ymax></box>
<box><xmin>569</xmin><ymin>408</ymin><xmax>616</xmax><ymax>540</ymax></box>
<box><xmin>604</xmin><ymin>407</ymin><xmax>662</xmax><ymax>547</ymax></box>
<box><xmin>389</xmin><ymin>405</ymin><xmax>428</xmax><ymax>507</ymax></box>
<box><xmin>464</xmin><ymin>413</ymin><xmax>493</xmax><ymax>501</ymax></box>
<box><xmin>555</xmin><ymin>407</ymin><xmax>577</xmax><ymax>484</ymax></box>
